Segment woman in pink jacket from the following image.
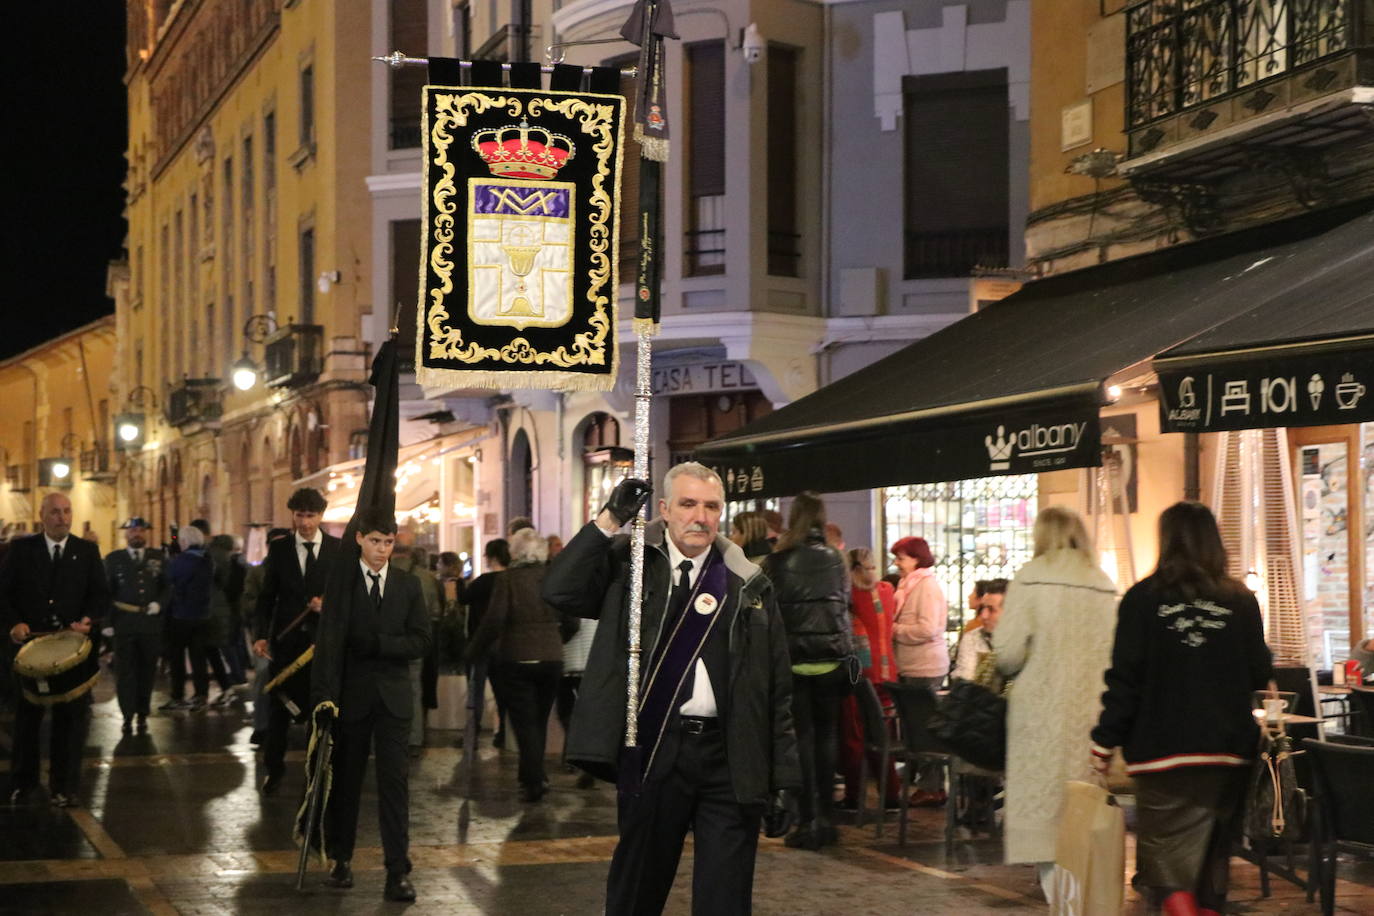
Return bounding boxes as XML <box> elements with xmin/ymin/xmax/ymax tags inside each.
<box><xmin>890</xmin><ymin>536</ymin><xmax>949</xmax><ymax>805</ymax></box>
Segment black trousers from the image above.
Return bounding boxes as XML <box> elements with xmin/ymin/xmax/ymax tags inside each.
<box><xmin>11</xmin><ymin>693</ymin><xmax>91</xmax><ymax>795</ymax></box>
<box><xmin>792</xmin><ymin>667</ymin><xmax>852</xmax><ymax>823</ymax></box>
<box><xmin>325</xmin><ymin>706</ymin><xmax>412</xmax><ymax>874</ymax></box>
<box><xmin>494</xmin><ymin>659</ymin><xmax>561</xmax><ymax>789</ymax></box>
<box><xmin>166</xmin><ymin>618</ymin><xmax>208</xmax><ymax>700</ymax></box>
<box><xmin>556</xmin><ymin>672</ymin><xmax>582</xmax><ymax>758</ymax></box>
<box><xmin>1134</xmin><ymin>766</ymin><xmax>1249</xmax><ymax>911</ymax></box>
<box><xmin>114</xmin><ymin>628</ymin><xmax>162</xmax><ymax>720</ymax></box>
<box><xmin>606</xmin><ymin>722</ymin><xmax>763</xmax><ymax>916</ymax></box>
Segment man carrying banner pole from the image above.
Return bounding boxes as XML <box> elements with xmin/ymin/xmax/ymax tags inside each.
<box><xmin>294</xmin><ymin>338</ymin><xmax>430</xmax><ymax>903</ymax></box>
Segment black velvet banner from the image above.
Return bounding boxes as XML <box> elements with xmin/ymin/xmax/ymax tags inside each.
<box><xmin>417</xmin><ymin>84</ymin><xmax>626</xmax><ymax>391</ymax></box>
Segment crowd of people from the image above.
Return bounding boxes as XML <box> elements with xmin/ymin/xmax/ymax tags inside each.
<box><xmin>5</xmin><ymin>464</ymin><xmax>1370</xmax><ymax>915</ymax></box>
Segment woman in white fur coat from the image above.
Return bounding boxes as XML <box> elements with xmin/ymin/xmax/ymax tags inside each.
<box><xmin>993</xmin><ymin>506</ymin><xmax>1118</xmax><ymax>888</ymax></box>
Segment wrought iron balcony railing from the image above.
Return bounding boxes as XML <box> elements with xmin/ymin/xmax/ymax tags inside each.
<box><xmin>263</xmin><ymin>323</ymin><xmax>324</xmax><ymax>389</ymax></box>
<box><xmin>5</xmin><ymin>464</ymin><xmax>32</xmax><ymax>492</ymax></box>
<box><xmin>167</xmin><ymin>379</ymin><xmax>224</xmax><ymax>428</ymax></box>
<box><xmin>904</xmin><ymin>227</ymin><xmax>1010</xmax><ymax>280</ymax></box>
<box><xmin>79</xmin><ymin>444</ymin><xmax>115</xmax><ymax>480</ymax></box>
<box><xmin>1127</xmin><ymin>0</ymin><xmax>1365</xmax><ymax>130</ymax></box>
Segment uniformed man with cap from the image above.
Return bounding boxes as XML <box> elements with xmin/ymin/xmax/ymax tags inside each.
<box><xmin>105</xmin><ymin>517</ymin><xmax>169</xmax><ymax>736</ymax></box>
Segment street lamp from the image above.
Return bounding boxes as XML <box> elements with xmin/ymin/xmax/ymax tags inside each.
<box><xmin>114</xmin><ymin>385</ymin><xmax>157</xmax><ymax>451</ymax></box>
<box><xmin>230</xmin><ymin>314</ymin><xmax>279</xmax><ymax>391</ymax></box>
<box><xmin>39</xmin><ymin>433</ymin><xmax>82</xmax><ymax>487</ymax></box>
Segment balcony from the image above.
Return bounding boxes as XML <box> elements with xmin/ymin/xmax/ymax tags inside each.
<box><xmin>1122</xmin><ymin>0</ymin><xmax>1374</xmax><ymax>176</ymax></box>
<box><xmin>472</xmin><ymin>23</ymin><xmax>532</xmax><ymax>64</ymax></box>
<box><xmin>80</xmin><ymin>444</ymin><xmax>116</xmax><ymax>482</ymax></box>
<box><xmin>166</xmin><ymin>378</ymin><xmax>224</xmax><ymax>428</ymax></box>
<box><xmin>5</xmin><ymin>464</ymin><xmax>32</xmax><ymax>492</ymax></box>
<box><xmin>263</xmin><ymin>323</ymin><xmax>324</xmax><ymax>389</ymax></box>
<box><xmin>904</xmin><ymin>227</ymin><xmax>1010</xmax><ymax>280</ymax></box>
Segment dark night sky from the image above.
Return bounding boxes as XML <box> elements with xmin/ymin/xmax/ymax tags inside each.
<box><xmin>3</xmin><ymin>5</ymin><xmax>127</xmax><ymax>360</ymax></box>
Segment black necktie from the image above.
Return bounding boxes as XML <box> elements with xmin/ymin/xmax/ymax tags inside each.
<box><xmin>368</xmin><ymin>571</ymin><xmax>382</xmax><ymax>610</ymax></box>
<box><xmin>50</xmin><ymin>543</ymin><xmax>62</xmax><ymax>592</ymax></box>
<box><xmin>133</xmin><ymin>549</ymin><xmax>142</xmax><ymax>565</ymax></box>
<box><xmin>303</xmin><ymin>540</ymin><xmax>317</xmax><ymax>580</ymax></box>
<box><xmin>666</xmin><ymin>559</ymin><xmax>694</xmax><ymax>632</ymax></box>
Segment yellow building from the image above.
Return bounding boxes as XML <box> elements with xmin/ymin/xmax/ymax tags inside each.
<box><xmin>121</xmin><ymin>0</ymin><xmax>376</xmax><ymax>554</ymax></box>
<box><xmin>0</xmin><ymin>317</ymin><xmax>120</xmax><ymax>549</ymax></box>
<box><xmin>1024</xmin><ymin>0</ymin><xmax>1374</xmax><ymax>664</ymax></box>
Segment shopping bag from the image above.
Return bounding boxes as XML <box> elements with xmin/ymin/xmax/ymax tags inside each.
<box><xmin>1050</xmin><ymin>779</ymin><xmax>1125</xmax><ymax>916</ymax></box>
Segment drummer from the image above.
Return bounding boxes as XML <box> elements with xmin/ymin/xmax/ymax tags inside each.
<box><xmin>0</xmin><ymin>492</ymin><xmax>109</xmax><ymax>807</ymax></box>
<box><xmin>252</xmin><ymin>487</ymin><xmax>341</xmax><ymax>794</ymax></box>
<box><xmin>105</xmin><ymin>517</ymin><xmax>169</xmax><ymax>736</ymax></box>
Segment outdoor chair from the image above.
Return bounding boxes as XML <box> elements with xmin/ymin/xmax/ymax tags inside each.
<box><xmin>852</xmin><ymin>678</ymin><xmax>898</xmax><ymax>838</ymax></box>
<box><xmin>882</xmin><ymin>681</ymin><xmax>951</xmax><ymax>847</ymax></box>
<box><xmin>1347</xmin><ymin>686</ymin><xmax>1374</xmax><ymax>739</ymax></box>
<box><xmin>1301</xmin><ymin>738</ymin><xmax>1374</xmax><ymax>916</ymax></box>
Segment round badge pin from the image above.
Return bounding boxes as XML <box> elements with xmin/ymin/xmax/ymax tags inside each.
<box><xmin>694</xmin><ymin>593</ymin><xmax>717</xmax><ymax>615</ymax></box>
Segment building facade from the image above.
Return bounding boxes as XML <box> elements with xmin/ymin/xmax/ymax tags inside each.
<box><xmin>0</xmin><ymin>318</ymin><xmax>120</xmax><ymax>549</ymax></box>
<box><xmin>121</xmin><ymin>0</ymin><xmax>376</xmax><ymax>557</ymax></box>
<box><xmin>1025</xmin><ymin>0</ymin><xmax>1374</xmax><ymax>665</ymax></box>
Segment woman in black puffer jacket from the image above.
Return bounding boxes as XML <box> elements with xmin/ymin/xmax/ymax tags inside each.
<box><xmin>761</xmin><ymin>492</ymin><xmax>855</xmax><ymax>850</ymax></box>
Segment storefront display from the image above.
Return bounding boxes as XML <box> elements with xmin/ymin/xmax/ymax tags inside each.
<box><xmin>880</xmin><ymin>474</ymin><xmax>1037</xmax><ymax>629</ymax></box>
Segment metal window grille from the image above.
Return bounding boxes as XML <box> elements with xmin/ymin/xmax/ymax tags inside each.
<box><xmin>880</xmin><ymin>475</ymin><xmax>1038</xmax><ymax>631</ymax></box>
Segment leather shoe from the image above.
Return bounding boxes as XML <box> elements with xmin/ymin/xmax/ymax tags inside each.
<box><xmin>51</xmin><ymin>792</ymin><xmax>80</xmax><ymax>808</ymax></box>
<box><xmin>136</xmin><ymin>715</ymin><xmax>149</xmax><ymax>735</ymax></box>
<box><xmin>323</xmin><ymin>860</ymin><xmax>353</xmax><ymax>888</ymax></box>
<box><xmin>260</xmin><ymin>772</ymin><xmax>283</xmax><ymax>795</ymax></box>
<box><xmin>121</xmin><ymin>719</ymin><xmax>133</xmax><ymax>737</ymax></box>
<box><xmin>384</xmin><ymin>872</ymin><xmax>416</xmax><ymax>902</ymax></box>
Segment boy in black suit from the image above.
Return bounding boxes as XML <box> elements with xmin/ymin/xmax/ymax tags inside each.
<box><xmin>252</xmin><ymin>487</ymin><xmax>340</xmax><ymax>793</ymax></box>
<box><xmin>314</xmin><ymin>507</ymin><xmax>431</xmax><ymax>902</ymax></box>
<box><xmin>1</xmin><ymin>492</ymin><xmax>110</xmax><ymax>806</ymax></box>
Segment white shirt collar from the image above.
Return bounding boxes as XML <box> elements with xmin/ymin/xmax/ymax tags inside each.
<box><xmin>296</xmin><ymin>530</ymin><xmax>323</xmax><ymax>548</ymax></box>
<box><xmin>360</xmin><ymin>560</ymin><xmax>389</xmax><ymax>591</ymax></box>
<box><xmin>664</xmin><ymin>535</ymin><xmax>708</xmax><ymax>585</ymax></box>
<box><xmin>44</xmin><ymin>533</ymin><xmax>70</xmax><ymax>553</ymax></box>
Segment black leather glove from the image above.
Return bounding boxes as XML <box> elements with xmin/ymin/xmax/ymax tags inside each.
<box><xmin>762</xmin><ymin>789</ymin><xmax>797</xmax><ymax>838</ymax></box>
<box><xmin>600</xmin><ymin>478</ymin><xmax>652</xmax><ymax>527</ymax></box>
<box><xmin>313</xmin><ymin>703</ymin><xmax>337</xmax><ymax>731</ymax></box>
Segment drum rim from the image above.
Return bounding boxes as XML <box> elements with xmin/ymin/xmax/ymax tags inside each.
<box><xmin>20</xmin><ymin>670</ymin><xmax>100</xmax><ymax>706</ymax></box>
<box><xmin>13</xmin><ymin>631</ymin><xmax>92</xmax><ymax>677</ymax></box>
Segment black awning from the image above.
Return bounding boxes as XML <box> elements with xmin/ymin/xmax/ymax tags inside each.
<box><xmin>1154</xmin><ymin>207</ymin><xmax>1374</xmax><ymax>432</ymax></box>
<box><xmin>696</xmin><ymin>199</ymin><xmax>1374</xmax><ymax>499</ymax></box>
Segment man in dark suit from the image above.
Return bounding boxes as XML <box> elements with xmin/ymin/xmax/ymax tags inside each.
<box><xmin>252</xmin><ymin>487</ymin><xmax>340</xmax><ymax>793</ymax></box>
<box><xmin>313</xmin><ymin>507</ymin><xmax>431</xmax><ymax>902</ymax></box>
<box><xmin>104</xmin><ymin>517</ymin><xmax>169</xmax><ymax>735</ymax></box>
<box><xmin>543</xmin><ymin>464</ymin><xmax>800</xmax><ymax>916</ymax></box>
<box><xmin>1</xmin><ymin>492</ymin><xmax>110</xmax><ymax>806</ymax></box>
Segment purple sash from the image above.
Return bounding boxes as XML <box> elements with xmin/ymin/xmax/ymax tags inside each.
<box><xmin>619</xmin><ymin>548</ymin><xmax>728</xmax><ymax>793</ymax></box>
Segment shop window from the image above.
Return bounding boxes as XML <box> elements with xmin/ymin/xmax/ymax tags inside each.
<box><xmin>582</xmin><ymin>412</ymin><xmax>630</xmax><ymax>524</ymax></box>
<box><xmin>880</xmin><ymin>475</ymin><xmax>1037</xmax><ymax>631</ymax></box>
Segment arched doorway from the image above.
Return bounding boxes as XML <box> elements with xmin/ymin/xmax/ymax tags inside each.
<box><xmin>506</xmin><ymin>428</ymin><xmax>533</xmax><ymax>525</ymax></box>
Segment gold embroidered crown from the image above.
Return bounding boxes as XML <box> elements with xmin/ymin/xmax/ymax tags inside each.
<box><xmin>471</xmin><ymin>120</ymin><xmax>575</xmax><ymax>180</ymax></box>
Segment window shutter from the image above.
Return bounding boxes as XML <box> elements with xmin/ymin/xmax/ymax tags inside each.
<box><xmin>688</xmin><ymin>41</ymin><xmax>725</xmax><ymax>198</ymax></box>
<box><xmin>390</xmin><ymin>0</ymin><xmax>428</xmax><ymax>148</ymax></box>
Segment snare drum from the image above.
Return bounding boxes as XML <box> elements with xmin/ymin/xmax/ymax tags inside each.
<box><xmin>14</xmin><ymin>630</ymin><xmax>99</xmax><ymax>705</ymax></box>
<box><xmin>263</xmin><ymin>645</ymin><xmax>314</xmax><ymax>722</ymax></box>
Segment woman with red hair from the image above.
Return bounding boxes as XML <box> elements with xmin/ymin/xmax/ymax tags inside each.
<box><xmin>890</xmin><ymin>535</ymin><xmax>949</xmax><ymax>805</ymax></box>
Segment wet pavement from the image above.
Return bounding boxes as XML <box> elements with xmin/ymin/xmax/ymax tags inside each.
<box><xmin>1</xmin><ymin>672</ymin><xmax>1371</xmax><ymax>915</ymax></box>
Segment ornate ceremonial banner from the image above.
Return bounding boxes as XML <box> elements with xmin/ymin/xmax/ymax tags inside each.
<box><xmin>418</xmin><ymin>85</ymin><xmax>625</xmax><ymax>390</ymax></box>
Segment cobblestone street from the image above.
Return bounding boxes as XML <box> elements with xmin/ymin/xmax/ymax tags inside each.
<box><xmin>1</xmin><ymin>678</ymin><xmax>1371</xmax><ymax>915</ymax></box>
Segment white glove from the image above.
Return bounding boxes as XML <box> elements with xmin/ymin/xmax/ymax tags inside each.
<box><xmin>146</xmin><ymin>602</ymin><xmax>161</xmax><ymax>616</ymax></box>
<box><xmin>101</xmin><ymin>626</ymin><xmax>116</xmax><ymax>638</ymax></box>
